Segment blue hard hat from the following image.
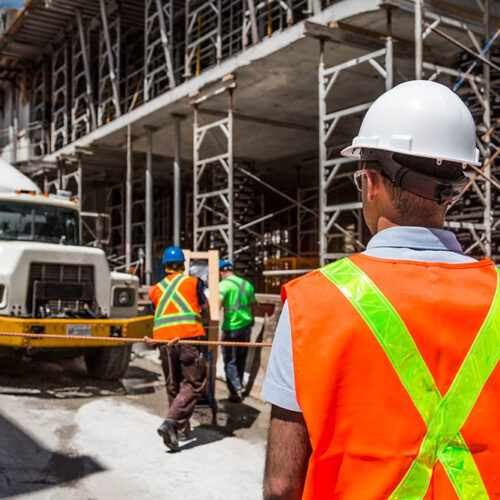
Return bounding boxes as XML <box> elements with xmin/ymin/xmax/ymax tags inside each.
<box><xmin>162</xmin><ymin>246</ymin><xmax>185</xmax><ymax>264</ymax></box>
<box><xmin>219</xmin><ymin>259</ymin><xmax>233</xmax><ymax>270</ymax></box>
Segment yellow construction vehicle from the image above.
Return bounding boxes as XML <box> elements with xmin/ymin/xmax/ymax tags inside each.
<box><xmin>0</xmin><ymin>158</ymin><xmax>152</xmax><ymax>380</ymax></box>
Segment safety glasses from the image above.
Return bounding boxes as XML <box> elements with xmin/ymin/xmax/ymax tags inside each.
<box><xmin>353</xmin><ymin>169</ymin><xmax>374</xmax><ymax>192</ymax></box>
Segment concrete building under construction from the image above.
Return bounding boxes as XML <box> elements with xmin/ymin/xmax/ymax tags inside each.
<box><xmin>0</xmin><ymin>0</ymin><xmax>498</xmax><ymax>291</ymax></box>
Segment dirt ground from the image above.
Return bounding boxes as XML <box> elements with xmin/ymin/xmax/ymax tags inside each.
<box><xmin>0</xmin><ymin>347</ymin><xmax>270</xmax><ymax>499</ymax></box>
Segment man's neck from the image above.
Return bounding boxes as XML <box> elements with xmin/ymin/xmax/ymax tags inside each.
<box><xmin>166</xmin><ymin>269</ymin><xmax>181</xmax><ymax>275</ymax></box>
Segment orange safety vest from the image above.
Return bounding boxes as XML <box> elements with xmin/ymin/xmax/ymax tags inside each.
<box><xmin>283</xmin><ymin>253</ymin><xmax>500</xmax><ymax>499</ymax></box>
<box><xmin>149</xmin><ymin>273</ymin><xmax>205</xmax><ymax>340</ymax></box>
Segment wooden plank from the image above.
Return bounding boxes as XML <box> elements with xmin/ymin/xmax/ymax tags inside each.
<box><xmin>183</xmin><ymin>249</ymin><xmax>220</xmax><ymax>323</ymax></box>
<box><xmin>183</xmin><ymin>249</ymin><xmax>219</xmax><ymax>407</ymax></box>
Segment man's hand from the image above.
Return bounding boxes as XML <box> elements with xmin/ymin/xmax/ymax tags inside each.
<box><xmin>264</xmin><ymin>405</ymin><xmax>311</xmax><ymax>500</ymax></box>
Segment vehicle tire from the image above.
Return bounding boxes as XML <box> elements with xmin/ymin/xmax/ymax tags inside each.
<box><xmin>84</xmin><ymin>345</ymin><xmax>132</xmax><ymax>381</ymax></box>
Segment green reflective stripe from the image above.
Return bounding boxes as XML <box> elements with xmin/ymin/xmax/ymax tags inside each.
<box><xmin>154</xmin><ymin>314</ymin><xmax>202</xmax><ymax>329</ymax></box>
<box><xmin>157</xmin><ymin>279</ymin><xmax>167</xmax><ymax>293</ymax></box>
<box><xmin>322</xmin><ymin>259</ymin><xmax>441</xmax><ymax>420</ymax></box>
<box><xmin>393</xmin><ymin>269</ymin><xmax>500</xmax><ymax>500</ymax></box>
<box><xmin>226</xmin><ymin>304</ymin><xmax>251</xmax><ymax>311</ymax></box>
<box><xmin>225</xmin><ymin>277</ymin><xmax>251</xmax><ymax>312</ymax></box>
<box><xmin>172</xmin><ymin>293</ymin><xmax>192</xmax><ymax>313</ymax></box>
<box><xmin>321</xmin><ymin>258</ymin><xmax>493</xmax><ymax>500</ymax></box>
<box><xmin>155</xmin><ymin>274</ymin><xmax>184</xmax><ymax>319</ymax></box>
<box><xmin>154</xmin><ymin>274</ymin><xmax>200</xmax><ymax>326</ymax></box>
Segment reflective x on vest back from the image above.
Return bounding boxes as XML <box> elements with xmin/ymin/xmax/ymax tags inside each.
<box><xmin>321</xmin><ymin>258</ymin><xmax>500</xmax><ymax>500</ymax></box>
<box><xmin>224</xmin><ymin>276</ymin><xmax>251</xmax><ymax>312</ymax></box>
<box><xmin>153</xmin><ymin>274</ymin><xmax>201</xmax><ymax>329</ymax></box>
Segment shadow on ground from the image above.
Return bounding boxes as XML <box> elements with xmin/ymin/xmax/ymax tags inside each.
<box><xmin>0</xmin><ymin>353</ymin><xmax>161</xmax><ymax>399</ymax></box>
<box><xmin>175</xmin><ymin>398</ymin><xmax>261</xmax><ymax>452</ymax></box>
<box><xmin>0</xmin><ymin>413</ymin><xmax>104</xmax><ymax>498</ymax></box>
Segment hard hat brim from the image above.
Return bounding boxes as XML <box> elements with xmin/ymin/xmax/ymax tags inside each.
<box><xmin>340</xmin><ymin>144</ymin><xmax>482</xmax><ymax>167</ymax></box>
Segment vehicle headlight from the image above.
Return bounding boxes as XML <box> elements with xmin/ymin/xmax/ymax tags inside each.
<box><xmin>0</xmin><ymin>284</ymin><xmax>6</xmax><ymax>307</ymax></box>
<box><xmin>114</xmin><ymin>288</ymin><xmax>134</xmax><ymax>307</ymax></box>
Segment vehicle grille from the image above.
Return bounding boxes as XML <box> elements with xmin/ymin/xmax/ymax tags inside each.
<box><xmin>27</xmin><ymin>263</ymin><xmax>95</xmax><ymax>316</ymax></box>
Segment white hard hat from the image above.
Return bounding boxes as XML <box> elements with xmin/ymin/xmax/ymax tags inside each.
<box><xmin>341</xmin><ymin>80</ymin><xmax>480</xmax><ymax>166</ymax></box>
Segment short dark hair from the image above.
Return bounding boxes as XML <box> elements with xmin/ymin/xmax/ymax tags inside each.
<box><xmin>165</xmin><ymin>261</ymin><xmax>185</xmax><ymax>272</ymax></box>
<box><xmin>380</xmin><ymin>175</ymin><xmax>446</xmax><ymax>219</ymax></box>
<box><xmin>365</xmin><ymin>153</ymin><xmax>463</xmax><ymax>218</ymax></box>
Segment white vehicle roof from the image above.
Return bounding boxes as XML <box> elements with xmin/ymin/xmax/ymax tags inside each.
<box><xmin>0</xmin><ymin>157</ymin><xmax>41</xmax><ymax>194</ymax></box>
<box><xmin>0</xmin><ymin>192</ymin><xmax>79</xmax><ymax>210</ymax></box>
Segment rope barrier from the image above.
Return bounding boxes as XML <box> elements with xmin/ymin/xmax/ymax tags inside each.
<box><xmin>0</xmin><ymin>331</ymin><xmax>272</xmax><ymax>348</ymax></box>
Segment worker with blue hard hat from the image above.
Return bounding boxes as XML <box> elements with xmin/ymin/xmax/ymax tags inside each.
<box><xmin>162</xmin><ymin>246</ymin><xmax>186</xmax><ymax>264</ymax></box>
<box><xmin>219</xmin><ymin>259</ymin><xmax>233</xmax><ymax>271</ymax></box>
<box><xmin>218</xmin><ymin>259</ymin><xmax>257</xmax><ymax>402</ymax></box>
<box><xmin>149</xmin><ymin>245</ymin><xmax>208</xmax><ymax>452</ymax></box>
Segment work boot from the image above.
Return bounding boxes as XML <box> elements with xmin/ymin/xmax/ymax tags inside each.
<box><xmin>157</xmin><ymin>420</ymin><xmax>179</xmax><ymax>452</ymax></box>
<box><xmin>177</xmin><ymin>430</ymin><xmax>190</xmax><ymax>442</ymax></box>
<box><xmin>228</xmin><ymin>392</ymin><xmax>243</xmax><ymax>403</ymax></box>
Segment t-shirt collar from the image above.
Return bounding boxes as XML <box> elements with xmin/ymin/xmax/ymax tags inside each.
<box><xmin>366</xmin><ymin>226</ymin><xmax>464</xmax><ymax>253</ymax></box>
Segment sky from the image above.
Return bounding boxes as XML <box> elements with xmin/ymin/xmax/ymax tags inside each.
<box><xmin>0</xmin><ymin>1</ymin><xmax>24</xmax><ymax>8</ymax></box>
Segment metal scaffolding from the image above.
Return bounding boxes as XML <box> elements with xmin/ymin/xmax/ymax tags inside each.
<box><xmin>418</xmin><ymin>1</ymin><xmax>499</xmax><ymax>259</ymax></box>
<box><xmin>185</xmin><ymin>0</ymin><xmax>223</xmax><ymax>78</ymax></box>
<box><xmin>98</xmin><ymin>0</ymin><xmax>121</xmax><ymax>125</ymax></box>
<box><xmin>31</xmin><ymin>60</ymin><xmax>48</xmax><ymax>158</ymax></box>
<box><xmin>144</xmin><ymin>0</ymin><xmax>176</xmax><ymax>101</ymax></box>
<box><xmin>318</xmin><ymin>38</ymin><xmax>393</xmax><ymax>265</ymax></box>
<box><xmin>315</xmin><ymin>2</ymin><xmax>500</xmax><ymax>265</ymax></box>
<box><xmin>1</xmin><ymin>0</ymin><xmax>499</xmax><ymax>283</ymax></box>
<box><xmin>192</xmin><ymin>84</ymin><xmax>234</xmax><ymax>260</ymax></box>
<box><xmin>72</xmin><ymin>11</ymin><xmax>96</xmax><ymax>141</ymax></box>
<box><xmin>50</xmin><ymin>40</ymin><xmax>69</xmax><ymax>152</ymax></box>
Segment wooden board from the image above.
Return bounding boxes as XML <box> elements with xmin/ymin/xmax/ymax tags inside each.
<box><xmin>183</xmin><ymin>249</ymin><xmax>220</xmax><ymax>412</ymax></box>
<box><xmin>183</xmin><ymin>249</ymin><xmax>220</xmax><ymax>323</ymax></box>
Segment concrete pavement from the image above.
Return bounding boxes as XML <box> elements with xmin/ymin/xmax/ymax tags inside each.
<box><xmin>0</xmin><ymin>351</ymin><xmax>269</xmax><ymax>499</ymax></box>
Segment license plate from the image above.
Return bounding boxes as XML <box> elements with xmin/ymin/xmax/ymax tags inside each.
<box><xmin>67</xmin><ymin>324</ymin><xmax>92</xmax><ymax>337</ymax></box>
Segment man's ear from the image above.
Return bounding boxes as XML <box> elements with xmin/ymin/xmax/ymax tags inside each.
<box><xmin>365</xmin><ymin>170</ymin><xmax>379</xmax><ymax>202</ymax></box>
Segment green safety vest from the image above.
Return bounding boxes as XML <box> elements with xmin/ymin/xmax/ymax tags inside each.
<box><xmin>220</xmin><ymin>275</ymin><xmax>254</xmax><ymax>330</ymax></box>
<box><xmin>223</xmin><ymin>276</ymin><xmax>252</xmax><ymax>313</ymax></box>
<box><xmin>320</xmin><ymin>258</ymin><xmax>500</xmax><ymax>499</ymax></box>
<box><xmin>153</xmin><ymin>274</ymin><xmax>202</xmax><ymax>332</ymax></box>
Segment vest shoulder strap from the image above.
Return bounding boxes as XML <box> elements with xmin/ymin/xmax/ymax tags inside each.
<box><xmin>225</xmin><ymin>276</ymin><xmax>251</xmax><ymax>311</ymax></box>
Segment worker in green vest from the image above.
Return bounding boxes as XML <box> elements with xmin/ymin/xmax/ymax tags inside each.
<box><xmin>218</xmin><ymin>259</ymin><xmax>257</xmax><ymax>402</ymax></box>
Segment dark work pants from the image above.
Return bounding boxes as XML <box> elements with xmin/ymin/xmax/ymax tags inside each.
<box><xmin>221</xmin><ymin>325</ymin><xmax>251</xmax><ymax>395</ymax></box>
<box><xmin>159</xmin><ymin>344</ymin><xmax>207</xmax><ymax>436</ymax></box>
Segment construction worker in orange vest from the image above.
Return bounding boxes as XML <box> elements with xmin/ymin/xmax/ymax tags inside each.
<box><xmin>149</xmin><ymin>246</ymin><xmax>208</xmax><ymax>452</ymax></box>
<box><xmin>262</xmin><ymin>80</ymin><xmax>500</xmax><ymax>499</ymax></box>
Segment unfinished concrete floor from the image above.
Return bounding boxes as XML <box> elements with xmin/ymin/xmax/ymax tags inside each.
<box><xmin>0</xmin><ymin>350</ymin><xmax>269</xmax><ymax>499</ymax></box>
